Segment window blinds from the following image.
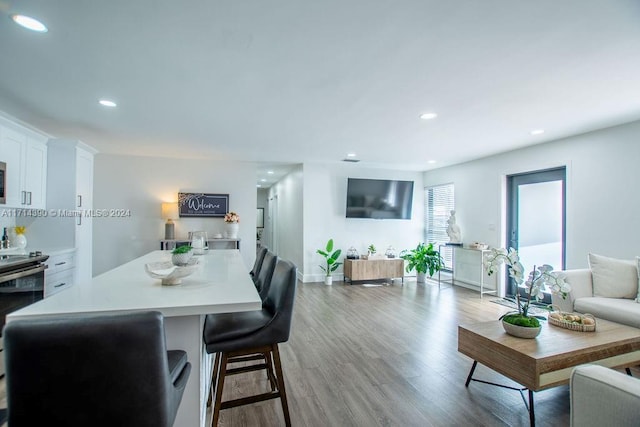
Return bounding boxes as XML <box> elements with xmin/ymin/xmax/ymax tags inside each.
<box><xmin>425</xmin><ymin>183</ymin><xmax>455</xmax><ymax>270</ymax></box>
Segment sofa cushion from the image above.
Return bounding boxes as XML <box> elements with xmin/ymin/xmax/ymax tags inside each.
<box><xmin>574</xmin><ymin>297</ymin><xmax>640</xmax><ymax>329</ymax></box>
<box><xmin>588</xmin><ymin>253</ymin><xmax>638</xmax><ymax>299</ymax></box>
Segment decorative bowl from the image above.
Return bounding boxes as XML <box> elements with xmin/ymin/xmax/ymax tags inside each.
<box><xmin>502</xmin><ymin>319</ymin><xmax>542</xmax><ymax>339</ymax></box>
<box><xmin>470</xmin><ymin>242</ymin><xmax>489</xmax><ymax>250</ymax></box>
<box><xmin>145</xmin><ymin>259</ymin><xmax>199</xmax><ymax>286</ymax></box>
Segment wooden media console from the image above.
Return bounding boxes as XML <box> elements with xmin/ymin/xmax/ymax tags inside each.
<box><xmin>343</xmin><ymin>258</ymin><xmax>404</xmax><ymax>284</ymax></box>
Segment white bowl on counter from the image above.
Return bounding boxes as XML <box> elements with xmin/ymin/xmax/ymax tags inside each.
<box><xmin>145</xmin><ymin>258</ymin><xmax>199</xmax><ymax>286</ymax></box>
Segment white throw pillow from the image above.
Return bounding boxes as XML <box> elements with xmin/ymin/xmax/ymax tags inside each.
<box><xmin>588</xmin><ymin>253</ymin><xmax>638</xmax><ymax>299</ymax></box>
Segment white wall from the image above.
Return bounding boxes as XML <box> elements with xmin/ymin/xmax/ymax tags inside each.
<box><xmin>257</xmin><ymin>188</ymin><xmax>269</xmax><ymax>245</ymax></box>
<box><xmin>423</xmin><ymin>120</ymin><xmax>640</xmax><ymax>275</ymax></box>
<box><xmin>93</xmin><ymin>154</ymin><xmax>257</xmax><ymax>276</ymax></box>
<box><xmin>302</xmin><ymin>163</ymin><xmax>424</xmax><ymax>282</ymax></box>
<box><xmin>267</xmin><ymin>166</ymin><xmax>304</xmax><ymax>275</ymax></box>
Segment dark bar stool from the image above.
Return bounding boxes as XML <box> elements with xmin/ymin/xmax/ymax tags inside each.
<box><xmin>4</xmin><ymin>311</ymin><xmax>191</xmax><ymax>427</ymax></box>
<box><xmin>203</xmin><ymin>258</ymin><xmax>297</xmax><ymax>426</ymax></box>
<box><xmin>250</xmin><ymin>246</ymin><xmax>268</xmax><ymax>279</ymax></box>
<box><xmin>254</xmin><ymin>250</ymin><xmax>277</xmax><ymax>299</ymax></box>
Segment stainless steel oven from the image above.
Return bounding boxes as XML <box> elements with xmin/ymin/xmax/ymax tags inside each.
<box><xmin>0</xmin><ymin>253</ymin><xmax>49</xmax><ymax>331</ymax></box>
<box><xmin>0</xmin><ymin>253</ymin><xmax>48</xmax><ymax>376</ymax></box>
<box><xmin>0</xmin><ymin>161</ymin><xmax>6</xmax><ymax>204</ymax></box>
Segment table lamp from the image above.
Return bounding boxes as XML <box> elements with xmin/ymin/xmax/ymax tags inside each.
<box><xmin>161</xmin><ymin>203</ymin><xmax>179</xmax><ymax>240</ymax></box>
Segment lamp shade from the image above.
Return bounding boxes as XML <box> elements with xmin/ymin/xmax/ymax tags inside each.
<box><xmin>161</xmin><ymin>203</ymin><xmax>179</xmax><ymax>220</ymax></box>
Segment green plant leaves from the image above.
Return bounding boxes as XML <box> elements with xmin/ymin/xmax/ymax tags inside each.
<box><xmin>399</xmin><ymin>242</ymin><xmax>444</xmax><ymax>277</ymax></box>
<box><xmin>318</xmin><ymin>239</ymin><xmax>342</xmax><ymax>276</ymax></box>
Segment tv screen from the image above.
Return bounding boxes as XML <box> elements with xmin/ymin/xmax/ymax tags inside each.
<box><xmin>346</xmin><ymin>178</ymin><xmax>414</xmax><ymax>219</ymax></box>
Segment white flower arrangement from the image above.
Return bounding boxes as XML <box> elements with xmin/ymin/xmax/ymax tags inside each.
<box><xmin>484</xmin><ymin>247</ymin><xmax>571</xmax><ymax>318</ymax></box>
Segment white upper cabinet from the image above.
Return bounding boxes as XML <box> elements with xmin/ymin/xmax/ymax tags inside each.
<box><xmin>0</xmin><ymin>126</ymin><xmax>25</xmax><ymax>207</ymax></box>
<box><xmin>0</xmin><ymin>120</ymin><xmax>48</xmax><ymax>209</ymax></box>
<box><xmin>23</xmin><ymin>137</ymin><xmax>48</xmax><ymax>209</ymax></box>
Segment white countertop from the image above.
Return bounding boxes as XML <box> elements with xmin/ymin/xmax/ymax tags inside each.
<box><xmin>8</xmin><ymin>249</ymin><xmax>261</xmax><ymax>320</ymax></box>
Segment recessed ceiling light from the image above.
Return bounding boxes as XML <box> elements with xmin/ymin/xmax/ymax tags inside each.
<box><xmin>99</xmin><ymin>99</ymin><xmax>117</xmax><ymax>107</ymax></box>
<box><xmin>257</xmin><ymin>184</ymin><xmax>262</xmax><ymax>188</ymax></box>
<box><xmin>267</xmin><ymin>170</ymin><xmax>274</xmax><ymax>174</ymax></box>
<box><xmin>420</xmin><ymin>112</ymin><xmax>438</xmax><ymax>120</ymax></box>
<box><xmin>531</xmin><ymin>129</ymin><xmax>545</xmax><ymax>135</ymax></box>
<box><xmin>427</xmin><ymin>160</ymin><xmax>437</xmax><ymax>164</ymax></box>
<box><xmin>260</xmin><ymin>179</ymin><xmax>267</xmax><ymax>182</ymax></box>
<box><xmin>346</xmin><ymin>153</ymin><xmax>356</xmax><ymax>157</ymax></box>
<box><xmin>11</xmin><ymin>14</ymin><xmax>48</xmax><ymax>33</ymax></box>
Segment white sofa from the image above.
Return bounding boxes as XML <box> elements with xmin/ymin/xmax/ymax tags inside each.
<box><xmin>571</xmin><ymin>364</ymin><xmax>640</xmax><ymax>426</ymax></box>
<box><xmin>551</xmin><ymin>254</ymin><xmax>640</xmax><ymax>329</ymax></box>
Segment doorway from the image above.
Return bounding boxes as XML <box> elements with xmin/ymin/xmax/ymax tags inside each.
<box><xmin>506</xmin><ymin>167</ymin><xmax>566</xmax><ymax>298</ymax></box>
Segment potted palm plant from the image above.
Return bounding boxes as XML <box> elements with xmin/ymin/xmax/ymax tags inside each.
<box><xmin>400</xmin><ymin>243</ymin><xmax>444</xmax><ymax>283</ymax></box>
<box><xmin>317</xmin><ymin>238</ymin><xmax>342</xmax><ymax>285</ymax></box>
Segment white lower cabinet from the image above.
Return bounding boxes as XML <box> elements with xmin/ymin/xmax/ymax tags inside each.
<box><xmin>44</xmin><ymin>250</ymin><xmax>76</xmax><ymax>297</ymax></box>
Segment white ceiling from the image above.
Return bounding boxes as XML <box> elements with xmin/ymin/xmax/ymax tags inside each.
<box><xmin>1</xmin><ymin>0</ymin><xmax>640</xmax><ymax>186</ymax></box>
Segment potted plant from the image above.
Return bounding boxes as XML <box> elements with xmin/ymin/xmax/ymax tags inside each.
<box><xmin>317</xmin><ymin>239</ymin><xmax>342</xmax><ymax>285</ymax></box>
<box><xmin>171</xmin><ymin>245</ymin><xmax>193</xmax><ymax>266</ymax></box>
<box><xmin>367</xmin><ymin>244</ymin><xmax>376</xmax><ymax>256</ymax></box>
<box><xmin>400</xmin><ymin>243</ymin><xmax>444</xmax><ymax>283</ymax></box>
<box><xmin>484</xmin><ymin>247</ymin><xmax>571</xmax><ymax>338</ymax></box>
<box><xmin>223</xmin><ymin>211</ymin><xmax>240</xmax><ymax>238</ymax></box>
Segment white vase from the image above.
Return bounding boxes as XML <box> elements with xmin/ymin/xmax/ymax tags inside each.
<box><xmin>225</xmin><ymin>222</ymin><xmax>239</xmax><ymax>239</ymax></box>
<box><xmin>172</xmin><ymin>251</ymin><xmax>193</xmax><ymax>266</ymax></box>
<box><xmin>14</xmin><ymin>233</ymin><xmax>27</xmax><ymax>249</ymax></box>
<box><xmin>325</xmin><ymin>276</ymin><xmax>333</xmax><ymax>286</ymax></box>
<box><xmin>416</xmin><ymin>272</ymin><xmax>426</xmax><ymax>283</ymax></box>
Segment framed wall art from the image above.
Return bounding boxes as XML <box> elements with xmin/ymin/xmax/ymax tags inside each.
<box><xmin>178</xmin><ymin>193</ymin><xmax>228</xmax><ymax>217</ymax></box>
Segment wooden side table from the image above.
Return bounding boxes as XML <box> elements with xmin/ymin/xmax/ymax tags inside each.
<box><xmin>343</xmin><ymin>258</ymin><xmax>404</xmax><ymax>284</ymax></box>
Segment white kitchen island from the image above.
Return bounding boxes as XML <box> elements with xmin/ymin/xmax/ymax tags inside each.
<box><xmin>8</xmin><ymin>249</ymin><xmax>261</xmax><ymax>427</ymax></box>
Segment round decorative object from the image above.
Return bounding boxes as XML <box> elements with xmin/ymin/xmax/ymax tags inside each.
<box><xmin>145</xmin><ymin>259</ymin><xmax>199</xmax><ymax>286</ymax></box>
<box><xmin>225</xmin><ymin>222</ymin><xmax>239</xmax><ymax>239</ymax></box>
<box><xmin>346</xmin><ymin>246</ymin><xmax>359</xmax><ymax>259</ymax></box>
<box><xmin>385</xmin><ymin>246</ymin><xmax>397</xmax><ymax>258</ymax></box>
<box><xmin>502</xmin><ymin>319</ymin><xmax>542</xmax><ymax>339</ymax></box>
<box><xmin>171</xmin><ymin>251</ymin><xmax>193</xmax><ymax>266</ymax></box>
<box><xmin>14</xmin><ymin>233</ymin><xmax>27</xmax><ymax>249</ymax></box>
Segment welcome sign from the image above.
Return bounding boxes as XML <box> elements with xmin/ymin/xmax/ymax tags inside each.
<box><xmin>178</xmin><ymin>193</ymin><xmax>228</xmax><ymax>217</ymax></box>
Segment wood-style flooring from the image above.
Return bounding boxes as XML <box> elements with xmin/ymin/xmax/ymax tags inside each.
<box><xmin>213</xmin><ymin>278</ymin><xmax>573</xmax><ymax>427</ymax></box>
<box><xmin>2</xmin><ymin>278</ymin><xmax>635</xmax><ymax>426</ymax></box>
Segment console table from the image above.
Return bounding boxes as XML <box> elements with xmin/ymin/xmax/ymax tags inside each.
<box><xmin>343</xmin><ymin>258</ymin><xmax>404</xmax><ymax>284</ymax></box>
<box><xmin>438</xmin><ymin>245</ymin><xmax>496</xmax><ymax>298</ymax></box>
<box><xmin>160</xmin><ymin>238</ymin><xmax>240</xmax><ymax>251</ymax></box>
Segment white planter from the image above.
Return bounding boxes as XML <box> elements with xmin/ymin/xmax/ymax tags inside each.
<box><xmin>324</xmin><ymin>276</ymin><xmax>333</xmax><ymax>286</ymax></box>
<box><xmin>172</xmin><ymin>251</ymin><xmax>193</xmax><ymax>266</ymax></box>
<box><xmin>225</xmin><ymin>222</ymin><xmax>239</xmax><ymax>239</ymax></box>
<box><xmin>416</xmin><ymin>272</ymin><xmax>426</xmax><ymax>283</ymax></box>
<box><xmin>502</xmin><ymin>319</ymin><xmax>542</xmax><ymax>339</ymax></box>
<box><xmin>14</xmin><ymin>234</ymin><xmax>27</xmax><ymax>249</ymax></box>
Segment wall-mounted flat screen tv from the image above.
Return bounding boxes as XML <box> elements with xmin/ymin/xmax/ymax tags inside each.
<box><xmin>346</xmin><ymin>178</ymin><xmax>414</xmax><ymax>219</ymax></box>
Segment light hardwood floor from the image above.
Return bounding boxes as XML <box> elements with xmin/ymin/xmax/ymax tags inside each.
<box><xmin>213</xmin><ymin>278</ymin><xmax>573</xmax><ymax>427</ymax></box>
<box><xmin>3</xmin><ymin>278</ymin><xmax>634</xmax><ymax>426</ymax></box>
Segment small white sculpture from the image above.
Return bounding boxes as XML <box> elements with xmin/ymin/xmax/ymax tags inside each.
<box><xmin>446</xmin><ymin>210</ymin><xmax>462</xmax><ymax>243</ymax></box>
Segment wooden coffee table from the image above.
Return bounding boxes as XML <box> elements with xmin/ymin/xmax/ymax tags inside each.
<box><xmin>458</xmin><ymin>318</ymin><xmax>640</xmax><ymax>426</ymax></box>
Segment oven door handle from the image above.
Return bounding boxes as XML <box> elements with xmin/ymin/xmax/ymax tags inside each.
<box><xmin>0</xmin><ymin>264</ymin><xmax>47</xmax><ymax>284</ymax></box>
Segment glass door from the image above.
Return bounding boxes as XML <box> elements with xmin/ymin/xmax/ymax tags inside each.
<box><xmin>506</xmin><ymin>167</ymin><xmax>566</xmax><ymax>299</ymax></box>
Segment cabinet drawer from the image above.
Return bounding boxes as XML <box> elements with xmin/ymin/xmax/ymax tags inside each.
<box><xmin>45</xmin><ymin>253</ymin><xmax>76</xmax><ymax>275</ymax></box>
<box><xmin>45</xmin><ymin>270</ymin><xmax>74</xmax><ymax>297</ymax></box>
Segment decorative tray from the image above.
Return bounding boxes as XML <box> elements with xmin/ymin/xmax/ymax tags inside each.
<box><xmin>548</xmin><ymin>306</ymin><xmax>596</xmax><ymax>332</ymax></box>
<box><xmin>145</xmin><ymin>259</ymin><xmax>199</xmax><ymax>286</ymax></box>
